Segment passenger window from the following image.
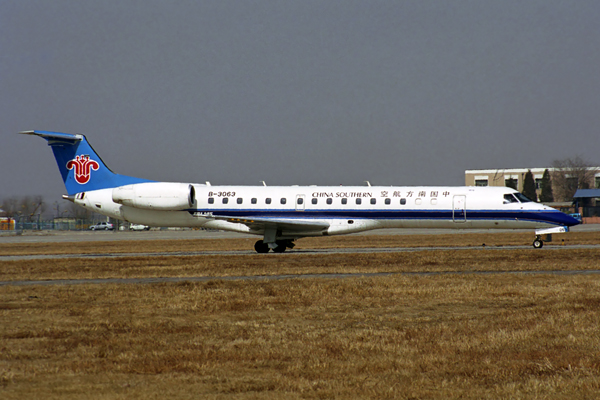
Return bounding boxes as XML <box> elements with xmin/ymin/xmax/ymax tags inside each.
<box><xmin>280</xmin><ymin>198</ymin><xmax>286</xmax><ymax>205</ymax></box>
<box><xmin>370</xmin><ymin>198</ymin><xmax>376</xmax><ymax>205</ymax></box>
<box><xmin>312</xmin><ymin>198</ymin><xmax>318</xmax><ymax>205</ymax></box>
<box><xmin>222</xmin><ymin>198</ymin><xmax>229</xmax><ymax>204</ymax></box>
<box><xmin>415</xmin><ymin>198</ymin><xmax>422</xmax><ymax>205</ymax></box>
<box><xmin>297</xmin><ymin>198</ymin><xmax>303</xmax><ymax>205</ymax></box>
<box><xmin>237</xmin><ymin>198</ymin><xmax>243</xmax><ymax>204</ymax></box>
<box><xmin>356</xmin><ymin>198</ymin><xmax>362</xmax><ymax>205</ymax></box>
<box><xmin>385</xmin><ymin>198</ymin><xmax>391</xmax><ymax>205</ymax></box>
<box><xmin>327</xmin><ymin>198</ymin><xmax>333</xmax><ymax>205</ymax></box>
<box><xmin>251</xmin><ymin>198</ymin><xmax>257</xmax><ymax>204</ymax></box>
<box><xmin>400</xmin><ymin>198</ymin><xmax>406</xmax><ymax>205</ymax></box>
<box><xmin>341</xmin><ymin>198</ymin><xmax>348</xmax><ymax>205</ymax></box>
<box><xmin>266</xmin><ymin>198</ymin><xmax>272</xmax><ymax>204</ymax></box>
<box><xmin>430</xmin><ymin>198</ymin><xmax>437</xmax><ymax>205</ymax></box>
<box><xmin>208</xmin><ymin>198</ymin><xmax>214</xmax><ymax>204</ymax></box>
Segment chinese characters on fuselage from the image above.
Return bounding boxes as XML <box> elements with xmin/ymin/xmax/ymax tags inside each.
<box><xmin>311</xmin><ymin>191</ymin><xmax>451</xmax><ymax>198</ymax></box>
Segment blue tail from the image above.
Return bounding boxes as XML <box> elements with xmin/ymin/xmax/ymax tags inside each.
<box><xmin>21</xmin><ymin>130</ymin><xmax>153</xmax><ymax>195</ymax></box>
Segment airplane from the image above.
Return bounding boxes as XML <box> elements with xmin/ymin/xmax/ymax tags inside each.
<box><xmin>21</xmin><ymin>130</ymin><xmax>580</xmax><ymax>252</ymax></box>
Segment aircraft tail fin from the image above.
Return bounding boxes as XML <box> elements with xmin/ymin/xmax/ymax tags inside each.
<box><xmin>21</xmin><ymin>130</ymin><xmax>152</xmax><ymax>195</ymax></box>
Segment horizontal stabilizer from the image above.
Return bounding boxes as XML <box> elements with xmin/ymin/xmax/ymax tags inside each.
<box><xmin>20</xmin><ymin>130</ymin><xmax>84</xmax><ymax>143</ymax></box>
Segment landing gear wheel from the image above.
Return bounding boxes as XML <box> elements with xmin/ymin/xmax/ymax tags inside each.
<box><xmin>273</xmin><ymin>241</ymin><xmax>287</xmax><ymax>253</ymax></box>
<box><xmin>533</xmin><ymin>237</ymin><xmax>544</xmax><ymax>249</ymax></box>
<box><xmin>254</xmin><ymin>240</ymin><xmax>270</xmax><ymax>253</ymax></box>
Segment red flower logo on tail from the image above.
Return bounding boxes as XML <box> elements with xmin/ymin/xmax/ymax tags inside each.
<box><xmin>66</xmin><ymin>155</ymin><xmax>100</xmax><ymax>184</ymax></box>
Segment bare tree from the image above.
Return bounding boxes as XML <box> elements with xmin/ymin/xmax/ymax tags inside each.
<box><xmin>1</xmin><ymin>197</ymin><xmax>19</xmax><ymax>217</ymax></box>
<box><xmin>17</xmin><ymin>195</ymin><xmax>46</xmax><ymax>222</ymax></box>
<box><xmin>552</xmin><ymin>156</ymin><xmax>600</xmax><ymax>201</ymax></box>
<box><xmin>1</xmin><ymin>196</ymin><xmax>47</xmax><ymax>222</ymax></box>
<box><xmin>32</xmin><ymin>195</ymin><xmax>46</xmax><ymax>219</ymax></box>
<box><xmin>68</xmin><ymin>201</ymin><xmax>94</xmax><ymax>220</ymax></box>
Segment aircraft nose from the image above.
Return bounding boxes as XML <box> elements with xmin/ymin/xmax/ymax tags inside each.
<box><xmin>537</xmin><ymin>205</ymin><xmax>579</xmax><ymax>227</ymax></box>
<box><xmin>562</xmin><ymin>213</ymin><xmax>581</xmax><ymax>227</ymax></box>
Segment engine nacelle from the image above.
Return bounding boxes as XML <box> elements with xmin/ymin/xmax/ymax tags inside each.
<box><xmin>112</xmin><ymin>182</ymin><xmax>195</xmax><ymax>211</ymax></box>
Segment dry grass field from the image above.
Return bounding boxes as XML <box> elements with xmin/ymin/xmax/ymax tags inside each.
<box><xmin>1</xmin><ymin>232</ymin><xmax>600</xmax><ymax>399</ymax></box>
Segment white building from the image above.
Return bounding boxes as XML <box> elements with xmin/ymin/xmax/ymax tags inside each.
<box><xmin>465</xmin><ymin>167</ymin><xmax>600</xmax><ymax>202</ymax></box>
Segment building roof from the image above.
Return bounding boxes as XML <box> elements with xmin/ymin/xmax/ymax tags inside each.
<box><xmin>465</xmin><ymin>168</ymin><xmax>551</xmax><ymax>174</ymax></box>
<box><xmin>466</xmin><ymin>167</ymin><xmax>600</xmax><ymax>174</ymax></box>
<box><xmin>573</xmin><ymin>189</ymin><xmax>600</xmax><ymax>199</ymax></box>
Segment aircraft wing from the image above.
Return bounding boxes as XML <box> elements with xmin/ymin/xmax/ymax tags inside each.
<box><xmin>208</xmin><ymin>215</ymin><xmax>330</xmax><ymax>233</ymax></box>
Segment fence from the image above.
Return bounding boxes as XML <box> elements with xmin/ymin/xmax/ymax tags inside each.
<box><xmin>2</xmin><ymin>219</ymin><xmax>112</xmax><ymax>231</ymax></box>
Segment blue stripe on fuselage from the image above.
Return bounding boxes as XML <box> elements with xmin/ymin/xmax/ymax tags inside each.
<box><xmin>188</xmin><ymin>208</ymin><xmax>580</xmax><ymax>227</ymax></box>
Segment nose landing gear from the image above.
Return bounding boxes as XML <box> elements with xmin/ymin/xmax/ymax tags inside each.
<box><xmin>533</xmin><ymin>226</ymin><xmax>569</xmax><ymax>249</ymax></box>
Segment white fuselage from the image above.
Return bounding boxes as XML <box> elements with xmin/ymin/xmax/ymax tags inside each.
<box><xmin>73</xmin><ymin>184</ymin><xmax>573</xmax><ymax>239</ymax></box>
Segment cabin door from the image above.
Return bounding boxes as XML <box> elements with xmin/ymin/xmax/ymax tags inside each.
<box><xmin>452</xmin><ymin>195</ymin><xmax>466</xmax><ymax>223</ymax></box>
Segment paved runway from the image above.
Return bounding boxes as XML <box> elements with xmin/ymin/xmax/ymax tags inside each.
<box><xmin>2</xmin><ymin>243</ymin><xmax>600</xmax><ymax>262</ymax></box>
<box><xmin>1</xmin><ymin>224</ymin><xmax>599</xmax><ymax>244</ymax></box>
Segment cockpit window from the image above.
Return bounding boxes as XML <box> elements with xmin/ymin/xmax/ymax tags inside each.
<box><xmin>504</xmin><ymin>193</ymin><xmax>534</xmax><ymax>204</ymax></box>
<box><xmin>503</xmin><ymin>194</ymin><xmax>519</xmax><ymax>204</ymax></box>
<box><xmin>513</xmin><ymin>193</ymin><xmax>533</xmax><ymax>203</ymax></box>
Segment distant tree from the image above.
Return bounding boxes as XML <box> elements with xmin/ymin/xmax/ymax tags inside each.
<box><xmin>18</xmin><ymin>195</ymin><xmax>46</xmax><ymax>222</ymax></box>
<box><xmin>505</xmin><ymin>177</ymin><xmax>518</xmax><ymax>191</ymax></box>
<box><xmin>538</xmin><ymin>169</ymin><xmax>554</xmax><ymax>203</ymax></box>
<box><xmin>1</xmin><ymin>196</ymin><xmax>46</xmax><ymax>222</ymax></box>
<box><xmin>552</xmin><ymin>156</ymin><xmax>599</xmax><ymax>201</ymax></box>
<box><xmin>68</xmin><ymin>201</ymin><xmax>94</xmax><ymax>220</ymax></box>
<box><xmin>522</xmin><ymin>170</ymin><xmax>538</xmax><ymax>202</ymax></box>
<box><xmin>1</xmin><ymin>197</ymin><xmax>20</xmax><ymax>218</ymax></box>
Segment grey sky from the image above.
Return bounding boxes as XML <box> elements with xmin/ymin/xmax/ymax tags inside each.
<box><xmin>2</xmin><ymin>1</ymin><xmax>599</xmax><ymax>202</ymax></box>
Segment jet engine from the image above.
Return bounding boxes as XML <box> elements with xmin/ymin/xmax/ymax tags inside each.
<box><xmin>112</xmin><ymin>182</ymin><xmax>195</xmax><ymax>211</ymax></box>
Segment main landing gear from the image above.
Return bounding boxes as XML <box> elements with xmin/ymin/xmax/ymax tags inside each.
<box><xmin>254</xmin><ymin>239</ymin><xmax>295</xmax><ymax>253</ymax></box>
<box><xmin>533</xmin><ymin>236</ymin><xmax>544</xmax><ymax>249</ymax></box>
